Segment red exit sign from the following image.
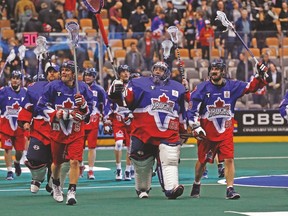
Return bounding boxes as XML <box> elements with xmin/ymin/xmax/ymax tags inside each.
<box><xmin>23</xmin><ymin>32</ymin><xmax>38</xmax><ymax>47</ymax></box>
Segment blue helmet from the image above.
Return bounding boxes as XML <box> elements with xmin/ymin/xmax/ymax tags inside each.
<box><xmin>11</xmin><ymin>70</ymin><xmax>22</xmax><ymax>79</ymax></box>
<box><xmin>60</xmin><ymin>60</ymin><xmax>77</xmax><ymax>73</ymax></box>
<box><xmin>84</xmin><ymin>67</ymin><xmax>98</xmax><ymax>78</ymax></box>
<box><xmin>208</xmin><ymin>58</ymin><xmax>226</xmax><ymax>76</ymax></box>
<box><xmin>117</xmin><ymin>64</ymin><xmax>130</xmax><ymax>76</ymax></box>
<box><xmin>151</xmin><ymin>61</ymin><xmax>171</xmax><ymax>81</ymax></box>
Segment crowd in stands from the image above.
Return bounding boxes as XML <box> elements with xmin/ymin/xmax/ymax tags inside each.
<box><xmin>0</xmin><ymin>0</ymin><xmax>288</xmax><ymax>109</ymax></box>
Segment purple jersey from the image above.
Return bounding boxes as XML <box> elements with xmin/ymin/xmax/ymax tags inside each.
<box><xmin>187</xmin><ymin>78</ymin><xmax>267</xmax><ymax>141</ymax></box>
<box><xmin>36</xmin><ymin>80</ymin><xmax>94</xmax><ymax>143</ymax></box>
<box><xmin>279</xmin><ymin>92</ymin><xmax>288</xmax><ymax>120</ymax></box>
<box><xmin>0</xmin><ymin>86</ymin><xmax>27</xmax><ymax>135</ymax></box>
<box><xmin>125</xmin><ymin>77</ymin><xmax>186</xmax><ymax>145</ymax></box>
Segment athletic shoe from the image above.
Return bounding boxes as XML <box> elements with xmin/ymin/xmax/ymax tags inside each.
<box><xmin>115</xmin><ymin>169</ymin><xmax>122</xmax><ymax>181</ymax></box>
<box><xmin>130</xmin><ymin>169</ymin><xmax>135</xmax><ymax>179</ymax></box>
<box><xmin>218</xmin><ymin>167</ymin><xmax>225</xmax><ymax>178</ymax></box>
<box><xmin>6</xmin><ymin>171</ymin><xmax>14</xmax><ymax>180</ymax></box>
<box><xmin>52</xmin><ymin>184</ymin><xmax>64</xmax><ymax>202</ymax></box>
<box><xmin>66</xmin><ymin>189</ymin><xmax>77</xmax><ymax>205</ymax></box>
<box><xmin>190</xmin><ymin>183</ymin><xmax>201</xmax><ymax>198</ymax></box>
<box><xmin>124</xmin><ymin>170</ymin><xmax>131</xmax><ymax>181</ymax></box>
<box><xmin>30</xmin><ymin>180</ymin><xmax>41</xmax><ymax>193</ymax></box>
<box><xmin>136</xmin><ymin>190</ymin><xmax>149</xmax><ymax>199</ymax></box>
<box><xmin>79</xmin><ymin>165</ymin><xmax>85</xmax><ymax>178</ymax></box>
<box><xmin>226</xmin><ymin>187</ymin><xmax>240</xmax><ymax>200</ymax></box>
<box><xmin>165</xmin><ymin>185</ymin><xmax>184</xmax><ymax>199</ymax></box>
<box><xmin>202</xmin><ymin>169</ymin><xmax>208</xmax><ymax>179</ymax></box>
<box><xmin>14</xmin><ymin>161</ymin><xmax>22</xmax><ymax>176</ymax></box>
<box><xmin>87</xmin><ymin>170</ymin><xmax>95</xmax><ymax>180</ymax></box>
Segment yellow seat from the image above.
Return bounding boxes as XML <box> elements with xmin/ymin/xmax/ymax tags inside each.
<box><xmin>80</xmin><ymin>18</ymin><xmax>93</xmax><ymax>31</ymax></box>
<box><xmin>123</xmin><ymin>38</ymin><xmax>138</xmax><ymax>49</ymax></box>
<box><xmin>175</xmin><ymin>48</ymin><xmax>190</xmax><ymax>60</ymax></box>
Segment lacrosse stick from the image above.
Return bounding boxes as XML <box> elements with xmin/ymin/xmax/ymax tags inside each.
<box><xmin>34</xmin><ymin>36</ymin><xmax>48</xmax><ymax>81</ymax></box>
<box><xmin>0</xmin><ymin>49</ymin><xmax>16</xmax><ymax>79</ymax></box>
<box><xmin>18</xmin><ymin>45</ymin><xmax>27</xmax><ymax>86</ymax></box>
<box><xmin>82</xmin><ymin>0</ymin><xmax>118</xmax><ymax>79</ymax></box>
<box><xmin>161</xmin><ymin>40</ymin><xmax>173</xmax><ymax>60</ymax></box>
<box><xmin>215</xmin><ymin>11</ymin><xmax>258</xmax><ymax>64</ymax></box>
<box><xmin>65</xmin><ymin>21</ymin><xmax>80</xmax><ymax>93</ymax></box>
<box><xmin>167</xmin><ymin>26</ymin><xmax>185</xmax><ymax>79</ymax></box>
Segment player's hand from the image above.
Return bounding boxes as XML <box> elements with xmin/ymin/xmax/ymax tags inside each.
<box><xmin>70</xmin><ymin>109</ymin><xmax>85</xmax><ymax>122</ymax></box>
<box><xmin>74</xmin><ymin>93</ymin><xmax>87</xmax><ymax>108</ymax></box>
<box><xmin>124</xmin><ymin>112</ymin><xmax>133</xmax><ymax>125</ymax></box>
<box><xmin>255</xmin><ymin>62</ymin><xmax>268</xmax><ymax>79</ymax></box>
<box><xmin>111</xmin><ymin>79</ymin><xmax>124</xmax><ymax>94</ymax></box>
<box><xmin>103</xmin><ymin>120</ymin><xmax>113</xmax><ymax>135</ymax></box>
<box><xmin>192</xmin><ymin>126</ymin><xmax>207</xmax><ymax>140</ymax></box>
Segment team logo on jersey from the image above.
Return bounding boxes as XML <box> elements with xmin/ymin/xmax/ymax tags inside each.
<box><xmin>151</xmin><ymin>93</ymin><xmax>175</xmax><ymax>114</ymax></box>
<box><xmin>92</xmin><ymin>90</ymin><xmax>98</xmax><ymax>97</ymax></box>
<box><xmin>6</xmin><ymin>101</ymin><xmax>20</xmax><ymax>116</ymax></box>
<box><xmin>172</xmin><ymin>90</ymin><xmax>179</xmax><ymax>97</ymax></box>
<box><xmin>224</xmin><ymin>91</ymin><xmax>230</xmax><ymax>98</ymax></box>
<box><xmin>207</xmin><ymin>97</ymin><xmax>231</xmax><ymax>118</ymax></box>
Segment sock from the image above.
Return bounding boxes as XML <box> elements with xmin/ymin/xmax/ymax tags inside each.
<box><xmin>89</xmin><ymin>167</ymin><xmax>93</xmax><ymax>171</ymax></box>
<box><xmin>52</xmin><ymin>178</ymin><xmax>60</xmax><ymax>186</ymax></box>
<box><xmin>125</xmin><ymin>165</ymin><xmax>131</xmax><ymax>172</ymax></box>
<box><xmin>194</xmin><ymin>181</ymin><xmax>201</xmax><ymax>185</ymax></box>
<box><xmin>68</xmin><ymin>184</ymin><xmax>77</xmax><ymax>191</ymax></box>
<box><xmin>7</xmin><ymin>166</ymin><xmax>12</xmax><ymax>172</ymax></box>
<box><xmin>116</xmin><ymin>163</ymin><xmax>121</xmax><ymax>170</ymax></box>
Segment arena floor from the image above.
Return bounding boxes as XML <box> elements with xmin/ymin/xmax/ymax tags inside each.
<box><xmin>0</xmin><ymin>142</ymin><xmax>288</xmax><ymax>216</ymax></box>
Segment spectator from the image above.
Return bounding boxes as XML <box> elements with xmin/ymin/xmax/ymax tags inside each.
<box><xmin>109</xmin><ymin>1</ymin><xmax>124</xmax><ymax>39</ymax></box>
<box><xmin>17</xmin><ymin>5</ymin><xmax>33</xmax><ymax>32</ymax></box>
<box><xmin>24</xmin><ymin>12</ymin><xmax>44</xmax><ymax>33</ymax></box>
<box><xmin>128</xmin><ymin>5</ymin><xmax>149</xmax><ymax>40</ymax></box>
<box><xmin>124</xmin><ymin>42</ymin><xmax>145</xmax><ymax>74</ymax></box>
<box><xmin>279</xmin><ymin>1</ymin><xmax>288</xmax><ymax>36</ymax></box>
<box><xmin>196</xmin><ymin>0</ymin><xmax>212</xmax><ymax>21</ymax></box>
<box><xmin>164</xmin><ymin>0</ymin><xmax>181</xmax><ymax>28</ymax></box>
<box><xmin>184</xmin><ymin>19</ymin><xmax>197</xmax><ymax>57</ymax></box>
<box><xmin>137</xmin><ymin>29</ymin><xmax>159</xmax><ymax>70</ymax></box>
<box><xmin>199</xmin><ymin>20</ymin><xmax>214</xmax><ymax>60</ymax></box>
<box><xmin>151</xmin><ymin>11</ymin><xmax>165</xmax><ymax>46</ymax></box>
<box><xmin>64</xmin><ymin>0</ymin><xmax>76</xmax><ymax>19</ymax></box>
<box><xmin>14</xmin><ymin>0</ymin><xmax>36</xmax><ymax>22</ymax></box>
<box><xmin>266</xmin><ymin>63</ymin><xmax>282</xmax><ymax>108</ymax></box>
<box><xmin>236</xmin><ymin>52</ymin><xmax>253</xmax><ymax>82</ymax></box>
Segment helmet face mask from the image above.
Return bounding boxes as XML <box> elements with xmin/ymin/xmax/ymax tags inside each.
<box><xmin>10</xmin><ymin>70</ymin><xmax>22</xmax><ymax>89</ymax></box>
<box><xmin>60</xmin><ymin>60</ymin><xmax>76</xmax><ymax>74</ymax></box>
<box><xmin>151</xmin><ymin>62</ymin><xmax>171</xmax><ymax>83</ymax></box>
<box><xmin>84</xmin><ymin>68</ymin><xmax>97</xmax><ymax>84</ymax></box>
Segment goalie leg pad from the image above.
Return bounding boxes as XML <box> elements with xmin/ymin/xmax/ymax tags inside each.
<box><xmin>158</xmin><ymin>143</ymin><xmax>181</xmax><ymax>192</ymax></box>
<box><xmin>130</xmin><ymin>156</ymin><xmax>155</xmax><ymax>195</ymax></box>
<box><xmin>25</xmin><ymin>160</ymin><xmax>47</xmax><ymax>183</ymax></box>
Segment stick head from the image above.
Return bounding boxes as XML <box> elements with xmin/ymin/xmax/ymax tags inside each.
<box><xmin>65</xmin><ymin>21</ymin><xmax>80</xmax><ymax>47</ymax></box>
<box><xmin>18</xmin><ymin>45</ymin><xmax>27</xmax><ymax>61</ymax></box>
<box><xmin>167</xmin><ymin>26</ymin><xmax>179</xmax><ymax>43</ymax></box>
<box><xmin>161</xmin><ymin>40</ymin><xmax>173</xmax><ymax>59</ymax></box>
<box><xmin>215</xmin><ymin>11</ymin><xmax>233</xmax><ymax>32</ymax></box>
<box><xmin>82</xmin><ymin>0</ymin><xmax>104</xmax><ymax>14</ymax></box>
<box><xmin>34</xmin><ymin>36</ymin><xmax>47</xmax><ymax>58</ymax></box>
<box><xmin>7</xmin><ymin>49</ymin><xmax>16</xmax><ymax>64</ymax></box>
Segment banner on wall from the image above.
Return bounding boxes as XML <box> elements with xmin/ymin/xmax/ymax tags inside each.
<box><xmin>234</xmin><ymin>109</ymin><xmax>288</xmax><ymax>136</ymax></box>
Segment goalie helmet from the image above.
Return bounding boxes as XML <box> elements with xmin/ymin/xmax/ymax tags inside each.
<box><xmin>151</xmin><ymin>61</ymin><xmax>171</xmax><ymax>82</ymax></box>
<box><xmin>83</xmin><ymin>67</ymin><xmax>98</xmax><ymax>78</ymax></box>
<box><xmin>60</xmin><ymin>60</ymin><xmax>77</xmax><ymax>73</ymax></box>
<box><xmin>208</xmin><ymin>58</ymin><xmax>226</xmax><ymax>77</ymax></box>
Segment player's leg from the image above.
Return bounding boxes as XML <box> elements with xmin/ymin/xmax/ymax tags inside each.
<box><xmin>215</xmin><ymin>154</ymin><xmax>225</xmax><ymax>178</ymax></box>
<box><xmin>86</xmin><ymin>129</ymin><xmax>98</xmax><ymax>180</ymax></box>
<box><xmin>14</xmin><ymin>130</ymin><xmax>26</xmax><ymax>176</ymax></box>
<box><xmin>65</xmin><ymin>137</ymin><xmax>85</xmax><ymax>205</ymax></box>
<box><xmin>219</xmin><ymin>138</ymin><xmax>240</xmax><ymax>200</ymax></box>
<box><xmin>129</xmin><ymin>136</ymin><xmax>157</xmax><ymax>198</ymax></box>
<box><xmin>156</xmin><ymin>143</ymin><xmax>184</xmax><ymax>199</ymax></box>
<box><xmin>124</xmin><ymin>130</ymin><xmax>132</xmax><ymax>181</ymax></box>
<box><xmin>25</xmin><ymin>137</ymin><xmax>52</xmax><ymax>193</ymax></box>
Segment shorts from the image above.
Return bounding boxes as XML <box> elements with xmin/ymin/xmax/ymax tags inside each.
<box><xmin>197</xmin><ymin>137</ymin><xmax>234</xmax><ymax>164</ymax></box>
<box><xmin>26</xmin><ymin>137</ymin><xmax>52</xmax><ymax>164</ymax></box>
<box><xmin>84</xmin><ymin>129</ymin><xmax>99</xmax><ymax>149</ymax></box>
<box><xmin>0</xmin><ymin>133</ymin><xmax>25</xmax><ymax>151</ymax></box>
<box><xmin>51</xmin><ymin>137</ymin><xmax>84</xmax><ymax>165</ymax></box>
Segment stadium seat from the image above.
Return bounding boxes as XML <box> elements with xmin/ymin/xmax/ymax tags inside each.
<box><xmin>0</xmin><ymin>20</ymin><xmax>11</xmax><ymax>28</ymax></box>
<box><xmin>80</xmin><ymin>18</ymin><xmax>93</xmax><ymax>31</ymax></box>
<box><xmin>123</xmin><ymin>38</ymin><xmax>138</xmax><ymax>49</ymax></box>
<box><xmin>246</xmin><ymin>48</ymin><xmax>260</xmax><ymax>59</ymax></box>
<box><xmin>198</xmin><ymin>67</ymin><xmax>209</xmax><ymax>80</ymax></box>
<box><xmin>114</xmin><ymin>49</ymin><xmax>126</xmax><ymax>65</ymax></box>
<box><xmin>279</xmin><ymin>48</ymin><xmax>288</xmax><ymax>58</ymax></box>
<box><xmin>121</xmin><ymin>18</ymin><xmax>128</xmax><ymax>31</ymax></box>
<box><xmin>175</xmin><ymin>48</ymin><xmax>190</xmax><ymax>60</ymax></box>
<box><xmin>185</xmin><ymin>68</ymin><xmax>199</xmax><ymax>79</ymax></box>
<box><xmin>282</xmin><ymin>37</ymin><xmax>288</xmax><ymax>48</ymax></box>
<box><xmin>190</xmin><ymin>48</ymin><xmax>202</xmax><ymax>59</ymax></box>
<box><xmin>228</xmin><ymin>67</ymin><xmax>237</xmax><ymax>80</ymax></box>
<box><xmin>109</xmin><ymin>39</ymin><xmax>123</xmax><ymax>52</ymax></box>
<box><xmin>189</xmin><ymin>78</ymin><xmax>201</xmax><ymax>91</ymax></box>
<box><xmin>85</xmin><ymin>29</ymin><xmax>97</xmax><ymax>37</ymax></box>
<box><xmin>101</xmin><ymin>18</ymin><xmax>109</xmax><ymax>30</ymax></box>
<box><xmin>261</xmin><ymin>47</ymin><xmax>277</xmax><ymax>59</ymax></box>
<box><xmin>265</xmin><ymin>37</ymin><xmax>279</xmax><ymax>49</ymax></box>
<box><xmin>1</xmin><ymin>29</ymin><xmax>15</xmax><ymax>40</ymax></box>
